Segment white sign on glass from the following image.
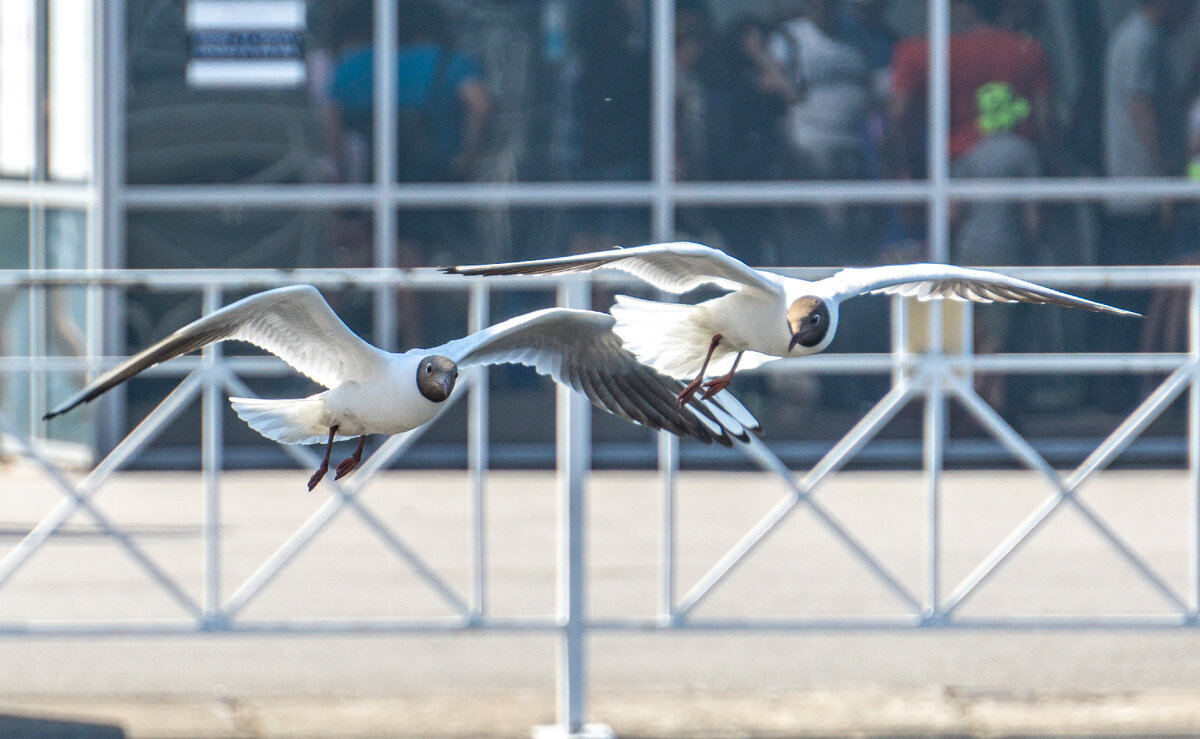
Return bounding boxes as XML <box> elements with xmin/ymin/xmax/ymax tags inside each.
<box><xmin>186</xmin><ymin>0</ymin><xmax>307</xmax><ymax>88</ymax></box>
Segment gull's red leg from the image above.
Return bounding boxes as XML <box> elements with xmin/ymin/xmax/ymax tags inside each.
<box><xmin>700</xmin><ymin>351</ymin><xmax>745</xmax><ymax>400</ymax></box>
<box><xmin>307</xmin><ymin>425</ymin><xmax>339</xmax><ymax>491</ymax></box>
<box><xmin>335</xmin><ymin>435</ymin><xmax>367</xmax><ymax>480</ymax></box>
<box><xmin>676</xmin><ymin>334</ymin><xmax>723</xmax><ymax>407</ymax></box>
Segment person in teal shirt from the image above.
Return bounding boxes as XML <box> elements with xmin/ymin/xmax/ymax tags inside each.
<box><xmin>326</xmin><ymin>0</ymin><xmax>490</xmax><ymax>182</ymax></box>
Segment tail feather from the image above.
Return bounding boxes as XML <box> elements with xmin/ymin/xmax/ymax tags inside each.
<box><xmin>704</xmin><ymin>390</ymin><xmax>762</xmax><ymax>438</ymax></box>
<box><xmin>611</xmin><ymin>295</ymin><xmax>718</xmax><ymax>380</ymax></box>
<box><xmin>228</xmin><ymin>395</ymin><xmax>336</xmax><ymax>445</ymax></box>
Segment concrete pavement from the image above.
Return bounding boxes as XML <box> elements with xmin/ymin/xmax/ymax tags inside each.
<box><xmin>2</xmin><ymin>465</ymin><xmax>1200</xmax><ymax>736</ymax></box>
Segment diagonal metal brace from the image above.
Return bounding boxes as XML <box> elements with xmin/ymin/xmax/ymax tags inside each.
<box><xmin>217</xmin><ymin>369</ymin><xmax>470</xmax><ymax>620</ymax></box>
<box><xmin>676</xmin><ymin>374</ymin><xmax>928</xmax><ymax>617</ymax></box>
<box><xmin>0</xmin><ymin>378</ymin><xmax>206</xmax><ymax>617</ymax></box>
<box><xmin>938</xmin><ymin>366</ymin><xmax>1192</xmax><ymax>618</ymax></box>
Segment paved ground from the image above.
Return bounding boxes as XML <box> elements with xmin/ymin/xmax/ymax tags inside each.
<box><xmin>3</xmin><ymin>464</ymin><xmax>1200</xmax><ymax>737</ymax></box>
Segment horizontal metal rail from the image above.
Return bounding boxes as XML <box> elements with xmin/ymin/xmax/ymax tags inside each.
<box><xmin>0</xmin><ymin>180</ymin><xmax>95</xmax><ymax>208</ymax></box>
<box><xmin>6</xmin><ymin>177</ymin><xmax>1198</xmax><ymax>210</ymax></box>
<box><xmin>1</xmin><ymin>264</ymin><xmax>1198</xmax><ymax>287</ymax></box>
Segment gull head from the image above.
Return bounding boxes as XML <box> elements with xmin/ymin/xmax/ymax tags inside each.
<box><xmin>417</xmin><ymin>355</ymin><xmax>458</xmax><ymax>402</ymax></box>
<box><xmin>787</xmin><ymin>296</ymin><xmax>831</xmax><ymax>351</ymax></box>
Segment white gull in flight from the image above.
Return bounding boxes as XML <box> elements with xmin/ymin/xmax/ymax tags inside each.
<box><xmin>446</xmin><ymin>242</ymin><xmax>1138</xmax><ymax>404</ymax></box>
<box><xmin>45</xmin><ymin>285</ymin><xmax>759</xmax><ymax>489</ymax></box>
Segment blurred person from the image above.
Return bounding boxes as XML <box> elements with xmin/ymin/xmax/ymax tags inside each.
<box><xmin>950</xmin><ymin>112</ymin><xmax>1042</xmax><ymax>409</ymax></box>
<box><xmin>324</xmin><ymin>0</ymin><xmax>491</xmax><ymax>344</ymax></box>
<box><xmin>711</xmin><ymin>14</ymin><xmax>797</xmax><ymax>182</ymax></box>
<box><xmin>673</xmin><ymin>6</ymin><xmax>728</xmax><ymax>249</ymax></box>
<box><xmin>770</xmin><ymin>0</ymin><xmax>872</xmax><ymax>182</ymax></box>
<box><xmin>769</xmin><ymin>0</ymin><xmax>873</xmax><ymax>264</ymax></box>
<box><xmin>835</xmin><ymin>0</ymin><xmax>898</xmax><ymax>75</ymax></box>
<box><xmin>835</xmin><ymin>0</ymin><xmax>898</xmax><ymax>162</ymax></box>
<box><xmin>556</xmin><ymin>0</ymin><xmax>652</xmax><ymax>253</ymax></box>
<box><xmin>1137</xmin><ymin>51</ymin><xmax>1200</xmax><ymax>367</ymax></box>
<box><xmin>1101</xmin><ymin>0</ymin><xmax>1194</xmax><ymax>267</ymax></box>
<box><xmin>325</xmin><ymin>0</ymin><xmax>491</xmax><ymax>187</ymax></box>
<box><xmin>888</xmin><ymin>0</ymin><xmax>1054</xmax><ymax>179</ymax></box>
<box><xmin>1097</xmin><ymin>0</ymin><xmax>1193</xmax><ymax>409</ymax></box>
<box><xmin>674</xmin><ymin>8</ymin><xmax>714</xmax><ymax>183</ymax></box>
<box><xmin>886</xmin><ymin>0</ymin><xmax>1054</xmax><ymax>294</ymax></box>
<box><xmin>834</xmin><ymin>0</ymin><xmax>900</xmax><ymax>263</ymax></box>
<box><xmin>708</xmin><ymin>13</ymin><xmax>798</xmax><ymax>265</ymax></box>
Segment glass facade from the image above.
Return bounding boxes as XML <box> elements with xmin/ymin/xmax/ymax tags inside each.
<box><xmin>0</xmin><ymin>2</ymin><xmax>93</xmax><ymax>455</ymax></box>
<box><xmin>4</xmin><ymin>0</ymin><xmax>1200</xmax><ymax>466</ymax></box>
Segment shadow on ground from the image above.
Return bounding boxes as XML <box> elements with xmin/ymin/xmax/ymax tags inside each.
<box><xmin>0</xmin><ymin>714</ymin><xmax>124</xmax><ymax>738</ymax></box>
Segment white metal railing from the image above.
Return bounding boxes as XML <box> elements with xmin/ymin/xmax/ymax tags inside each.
<box><xmin>2</xmin><ymin>265</ymin><xmax>1200</xmax><ymax>734</ymax></box>
<box><xmin>4</xmin><ymin>1</ymin><xmax>1197</xmax><ymax>734</ymax></box>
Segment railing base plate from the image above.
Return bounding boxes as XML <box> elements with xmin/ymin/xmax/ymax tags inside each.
<box><xmin>532</xmin><ymin>722</ymin><xmax>616</xmax><ymax>739</ymax></box>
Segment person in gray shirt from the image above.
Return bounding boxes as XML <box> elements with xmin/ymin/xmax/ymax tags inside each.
<box><xmin>950</xmin><ymin>128</ymin><xmax>1040</xmax><ymax>410</ymax></box>
<box><xmin>952</xmin><ymin>132</ymin><xmax>1041</xmax><ymax>267</ymax></box>
<box><xmin>1102</xmin><ymin>0</ymin><xmax>1191</xmax><ymax>265</ymax></box>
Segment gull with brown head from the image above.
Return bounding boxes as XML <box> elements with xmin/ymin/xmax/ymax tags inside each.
<box><xmin>446</xmin><ymin>242</ymin><xmax>1138</xmax><ymax>405</ymax></box>
<box><xmin>45</xmin><ymin>285</ymin><xmax>759</xmax><ymax>489</ymax></box>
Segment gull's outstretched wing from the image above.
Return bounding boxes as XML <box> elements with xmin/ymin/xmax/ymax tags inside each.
<box><xmin>45</xmin><ymin>285</ymin><xmax>387</xmax><ymax>420</ymax></box>
<box><xmin>433</xmin><ymin>308</ymin><xmax>761</xmax><ymax>446</ymax></box>
<box><xmin>822</xmin><ymin>263</ymin><xmax>1139</xmax><ymax>316</ymax></box>
<box><xmin>444</xmin><ymin>241</ymin><xmax>785</xmax><ymax>297</ymax></box>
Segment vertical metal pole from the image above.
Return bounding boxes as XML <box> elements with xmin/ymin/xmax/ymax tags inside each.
<box><xmin>82</xmin><ymin>0</ymin><xmax>105</xmax><ymax>465</ymax></box>
<box><xmin>467</xmin><ymin>281</ymin><xmax>489</xmax><ymax>622</ymax></box>
<box><xmin>659</xmin><ymin>431</ymin><xmax>678</xmax><ymax>622</ymax></box>
<box><xmin>960</xmin><ymin>300</ymin><xmax>973</xmax><ymax>389</ymax></box>
<box><xmin>891</xmin><ymin>294</ymin><xmax>909</xmax><ymax>387</ymax></box>
<box><xmin>650</xmin><ymin>0</ymin><xmax>679</xmax><ymax>627</ymax></box>
<box><xmin>1190</xmin><ymin>280</ymin><xmax>1200</xmax><ymax>616</ymax></box>
<box><xmin>28</xmin><ymin>0</ymin><xmax>48</xmax><ymax>433</ymax></box>
<box><xmin>85</xmin><ymin>0</ymin><xmax>106</xmax><ymax>359</ymax></box>
<box><xmin>373</xmin><ymin>0</ymin><xmax>398</xmax><ymax>350</ymax></box>
<box><xmin>928</xmin><ymin>0</ymin><xmax>950</xmax><ymax>264</ymax></box>
<box><xmin>98</xmin><ymin>0</ymin><xmax>127</xmax><ymax>454</ymax></box>
<box><xmin>32</xmin><ymin>0</ymin><xmax>48</xmax><ymax>182</ymax></box>
<box><xmin>650</xmin><ymin>0</ymin><xmax>674</xmax><ymax>241</ymax></box>
<box><xmin>201</xmin><ymin>285</ymin><xmax>223</xmax><ymax>626</ymax></box>
<box><xmin>923</xmin><ymin>0</ymin><xmax>951</xmax><ymax>622</ymax></box>
<box><xmin>556</xmin><ymin>278</ymin><xmax>591</xmax><ymax>735</ymax></box>
<box><xmin>923</xmin><ymin>361</ymin><xmax>944</xmax><ymax>620</ymax></box>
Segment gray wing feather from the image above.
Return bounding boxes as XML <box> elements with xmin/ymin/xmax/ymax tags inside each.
<box><xmin>825</xmin><ymin>264</ymin><xmax>1139</xmax><ymax>316</ymax></box>
<box><xmin>435</xmin><ymin>308</ymin><xmax>761</xmax><ymax>445</ymax></box>
<box><xmin>444</xmin><ymin>242</ymin><xmax>783</xmax><ymax>297</ymax></box>
<box><xmin>45</xmin><ymin>285</ymin><xmax>384</xmax><ymax>420</ymax></box>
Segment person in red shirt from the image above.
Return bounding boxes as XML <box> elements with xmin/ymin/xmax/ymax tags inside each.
<box><xmin>886</xmin><ymin>0</ymin><xmax>1055</xmax><ymax>178</ymax></box>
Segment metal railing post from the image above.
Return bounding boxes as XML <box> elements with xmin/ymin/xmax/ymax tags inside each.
<box><xmin>201</xmin><ymin>285</ymin><xmax>223</xmax><ymax>627</ymax></box>
<box><xmin>1191</xmin><ymin>280</ymin><xmax>1200</xmax><ymax>617</ymax></box>
<box><xmin>372</xmin><ymin>0</ymin><xmax>398</xmax><ymax>350</ymax></box>
<box><xmin>928</xmin><ymin>0</ymin><xmax>950</xmax><ymax>264</ymax></box>
<box><xmin>650</xmin><ymin>0</ymin><xmax>675</xmax><ymax>242</ymax></box>
<box><xmin>468</xmin><ymin>281</ymin><xmax>489</xmax><ymax>622</ymax></box>
<box><xmin>539</xmin><ymin>278</ymin><xmax>611</xmax><ymax>739</ymax></box>
<box><xmin>891</xmin><ymin>293</ymin><xmax>909</xmax><ymax>387</ymax></box>
<box><xmin>921</xmin><ymin>0</ymin><xmax>951</xmax><ymax>623</ymax></box>
<box><xmin>98</xmin><ymin>0</ymin><xmax>127</xmax><ymax>455</ymax></box>
<box><xmin>659</xmin><ymin>431</ymin><xmax>678</xmax><ymax>622</ymax></box>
